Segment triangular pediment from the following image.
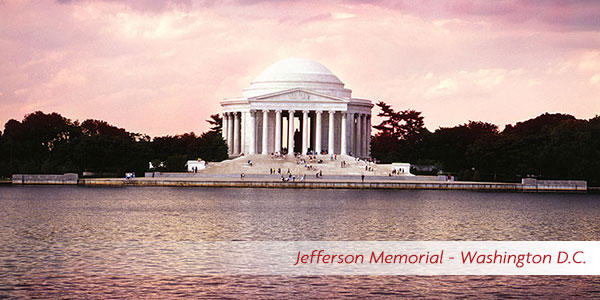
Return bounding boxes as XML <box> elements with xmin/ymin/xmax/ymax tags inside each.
<box><xmin>248</xmin><ymin>88</ymin><xmax>348</xmax><ymax>103</ymax></box>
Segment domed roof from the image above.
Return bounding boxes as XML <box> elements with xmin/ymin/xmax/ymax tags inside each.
<box><xmin>252</xmin><ymin>58</ymin><xmax>343</xmax><ymax>85</ymax></box>
<box><xmin>243</xmin><ymin>58</ymin><xmax>350</xmax><ymax>98</ymax></box>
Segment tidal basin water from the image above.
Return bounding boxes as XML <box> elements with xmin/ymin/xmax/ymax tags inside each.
<box><xmin>1</xmin><ymin>186</ymin><xmax>599</xmax><ymax>298</ymax></box>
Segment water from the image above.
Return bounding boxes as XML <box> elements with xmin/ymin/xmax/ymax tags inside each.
<box><xmin>1</xmin><ymin>186</ymin><xmax>599</xmax><ymax>298</ymax></box>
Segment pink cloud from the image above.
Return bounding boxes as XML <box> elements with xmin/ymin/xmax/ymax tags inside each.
<box><xmin>55</xmin><ymin>0</ymin><xmax>195</xmax><ymax>13</ymax></box>
<box><xmin>0</xmin><ymin>0</ymin><xmax>598</xmax><ymax>137</ymax></box>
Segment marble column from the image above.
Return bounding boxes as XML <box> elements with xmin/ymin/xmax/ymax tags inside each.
<box><xmin>341</xmin><ymin>112</ymin><xmax>347</xmax><ymax>155</ymax></box>
<box><xmin>233</xmin><ymin>112</ymin><xmax>240</xmax><ymax>155</ymax></box>
<box><xmin>358</xmin><ymin>114</ymin><xmax>364</xmax><ymax>157</ymax></box>
<box><xmin>241</xmin><ymin>111</ymin><xmax>246</xmax><ymax>154</ymax></box>
<box><xmin>351</xmin><ymin>114</ymin><xmax>355</xmax><ymax>157</ymax></box>
<box><xmin>302</xmin><ymin>110</ymin><xmax>309</xmax><ymax>155</ymax></box>
<box><xmin>354</xmin><ymin>113</ymin><xmax>362</xmax><ymax>157</ymax></box>
<box><xmin>288</xmin><ymin>110</ymin><xmax>295</xmax><ymax>155</ymax></box>
<box><xmin>348</xmin><ymin>112</ymin><xmax>354</xmax><ymax>156</ymax></box>
<box><xmin>362</xmin><ymin>114</ymin><xmax>368</xmax><ymax>157</ymax></box>
<box><xmin>360</xmin><ymin>114</ymin><xmax>367</xmax><ymax>157</ymax></box>
<box><xmin>353</xmin><ymin>114</ymin><xmax>358</xmax><ymax>157</ymax></box>
<box><xmin>315</xmin><ymin>111</ymin><xmax>322</xmax><ymax>154</ymax></box>
<box><xmin>358</xmin><ymin>114</ymin><xmax>363</xmax><ymax>157</ymax></box>
<box><xmin>227</xmin><ymin>112</ymin><xmax>234</xmax><ymax>154</ymax></box>
<box><xmin>262</xmin><ymin>110</ymin><xmax>269</xmax><ymax>155</ymax></box>
<box><xmin>222</xmin><ymin>113</ymin><xmax>228</xmax><ymax>141</ymax></box>
<box><xmin>367</xmin><ymin>114</ymin><xmax>371</xmax><ymax>157</ymax></box>
<box><xmin>275</xmin><ymin>110</ymin><xmax>282</xmax><ymax>154</ymax></box>
<box><xmin>249</xmin><ymin>110</ymin><xmax>256</xmax><ymax>154</ymax></box>
<box><xmin>328</xmin><ymin>111</ymin><xmax>335</xmax><ymax>155</ymax></box>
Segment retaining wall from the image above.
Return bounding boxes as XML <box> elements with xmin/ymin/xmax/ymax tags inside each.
<box><xmin>79</xmin><ymin>178</ymin><xmax>540</xmax><ymax>192</ymax></box>
<box><xmin>12</xmin><ymin>173</ymin><xmax>78</xmax><ymax>185</ymax></box>
<box><xmin>9</xmin><ymin>174</ymin><xmax>588</xmax><ymax>192</ymax></box>
<box><xmin>148</xmin><ymin>172</ymin><xmax>444</xmax><ymax>182</ymax></box>
<box><xmin>521</xmin><ymin>178</ymin><xmax>587</xmax><ymax>192</ymax></box>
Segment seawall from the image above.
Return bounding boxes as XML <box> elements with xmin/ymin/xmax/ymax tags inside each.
<box><xmin>11</xmin><ymin>174</ymin><xmax>588</xmax><ymax>193</ymax></box>
<box><xmin>11</xmin><ymin>173</ymin><xmax>79</xmax><ymax>185</ymax></box>
<box><xmin>80</xmin><ymin>178</ymin><xmax>523</xmax><ymax>191</ymax></box>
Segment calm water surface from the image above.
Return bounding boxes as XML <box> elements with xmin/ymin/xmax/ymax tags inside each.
<box><xmin>1</xmin><ymin>186</ymin><xmax>599</xmax><ymax>299</ymax></box>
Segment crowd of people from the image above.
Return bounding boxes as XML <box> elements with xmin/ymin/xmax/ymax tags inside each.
<box><xmin>389</xmin><ymin>169</ymin><xmax>407</xmax><ymax>176</ymax></box>
<box><xmin>280</xmin><ymin>173</ymin><xmax>307</xmax><ymax>182</ymax></box>
<box><xmin>237</xmin><ymin>153</ymin><xmax>379</xmax><ymax>183</ymax></box>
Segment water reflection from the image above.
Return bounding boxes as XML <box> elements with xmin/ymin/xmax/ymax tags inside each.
<box><xmin>1</xmin><ymin>186</ymin><xmax>599</xmax><ymax>298</ymax></box>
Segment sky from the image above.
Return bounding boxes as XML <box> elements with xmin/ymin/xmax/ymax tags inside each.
<box><xmin>1</xmin><ymin>0</ymin><xmax>599</xmax><ymax>137</ymax></box>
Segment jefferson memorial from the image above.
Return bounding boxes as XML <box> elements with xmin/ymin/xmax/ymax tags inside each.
<box><xmin>221</xmin><ymin>58</ymin><xmax>374</xmax><ymax>158</ymax></box>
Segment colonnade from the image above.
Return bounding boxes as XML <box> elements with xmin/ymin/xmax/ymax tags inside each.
<box><xmin>222</xmin><ymin>110</ymin><xmax>371</xmax><ymax>157</ymax></box>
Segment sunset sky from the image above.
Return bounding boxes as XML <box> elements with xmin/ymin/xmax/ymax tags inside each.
<box><xmin>1</xmin><ymin>0</ymin><xmax>599</xmax><ymax>137</ymax></box>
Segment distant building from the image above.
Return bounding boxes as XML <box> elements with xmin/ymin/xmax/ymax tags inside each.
<box><xmin>392</xmin><ymin>163</ymin><xmax>413</xmax><ymax>175</ymax></box>
<box><xmin>186</xmin><ymin>160</ymin><xmax>206</xmax><ymax>172</ymax></box>
<box><xmin>411</xmin><ymin>165</ymin><xmax>437</xmax><ymax>172</ymax></box>
<box><xmin>221</xmin><ymin>58</ymin><xmax>374</xmax><ymax>158</ymax></box>
<box><xmin>148</xmin><ymin>161</ymin><xmax>165</xmax><ymax>170</ymax></box>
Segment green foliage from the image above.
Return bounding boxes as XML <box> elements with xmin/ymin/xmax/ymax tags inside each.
<box><xmin>371</xmin><ymin>101</ymin><xmax>428</xmax><ymax>163</ymax></box>
<box><xmin>206</xmin><ymin>114</ymin><xmax>223</xmax><ymax>135</ymax></box>
<box><xmin>165</xmin><ymin>155</ymin><xmax>188</xmax><ymax>172</ymax></box>
<box><xmin>0</xmin><ymin>111</ymin><xmax>228</xmax><ymax>178</ymax></box>
<box><xmin>372</xmin><ymin>101</ymin><xmax>427</xmax><ymax>140</ymax></box>
<box><xmin>150</xmin><ymin>130</ymin><xmax>228</xmax><ymax>163</ymax></box>
<box><xmin>194</xmin><ymin>131</ymin><xmax>229</xmax><ymax>162</ymax></box>
<box><xmin>0</xmin><ymin>111</ymin><xmax>81</xmax><ymax>176</ymax></box>
<box><xmin>371</xmin><ymin>102</ymin><xmax>600</xmax><ymax>185</ymax></box>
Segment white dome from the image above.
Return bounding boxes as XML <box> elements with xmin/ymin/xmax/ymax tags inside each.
<box><xmin>253</xmin><ymin>58</ymin><xmax>343</xmax><ymax>85</ymax></box>
<box><xmin>243</xmin><ymin>58</ymin><xmax>351</xmax><ymax>98</ymax></box>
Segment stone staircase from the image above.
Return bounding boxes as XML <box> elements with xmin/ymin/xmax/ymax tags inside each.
<box><xmin>201</xmin><ymin>154</ymin><xmax>397</xmax><ymax>177</ymax></box>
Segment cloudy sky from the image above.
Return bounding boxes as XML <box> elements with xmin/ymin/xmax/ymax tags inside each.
<box><xmin>1</xmin><ymin>0</ymin><xmax>599</xmax><ymax>136</ymax></box>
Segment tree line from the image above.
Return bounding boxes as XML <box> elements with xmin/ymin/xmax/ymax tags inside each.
<box><xmin>2</xmin><ymin>106</ymin><xmax>599</xmax><ymax>185</ymax></box>
<box><xmin>0</xmin><ymin>111</ymin><xmax>228</xmax><ymax>178</ymax></box>
<box><xmin>370</xmin><ymin>101</ymin><xmax>600</xmax><ymax>185</ymax></box>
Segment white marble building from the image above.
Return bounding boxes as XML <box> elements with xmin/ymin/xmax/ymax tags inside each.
<box><xmin>221</xmin><ymin>58</ymin><xmax>373</xmax><ymax>158</ymax></box>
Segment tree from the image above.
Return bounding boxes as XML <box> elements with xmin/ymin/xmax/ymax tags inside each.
<box><xmin>1</xmin><ymin>111</ymin><xmax>81</xmax><ymax>174</ymax></box>
<box><xmin>372</xmin><ymin>101</ymin><xmax>426</xmax><ymax>140</ymax></box>
<box><xmin>198</xmin><ymin>115</ymin><xmax>227</xmax><ymax>161</ymax></box>
<box><xmin>191</xmin><ymin>131</ymin><xmax>228</xmax><ymax>162</ymax></box>
<box><xmin>2</xmin><ymin>109</ymin><xmax>598</xmax><ymax>185</ymax></box>
<box><xmin>206</xmin><ymin>114</ymin><xmax>223</xmax><ymax>135</ymax></box>
<box><xmin>420</xmin><ymin>121</ymin><xmax>499</xmax><ymax>179</ymax></box>
<box><xmin>149</xmin><ymin>116</ymin><xmax>228</xmax><ymax>164</ymax></box>
<box><xmin>370</xmin><ymin>101</ymin><xmax>427</xmax><ymax>163</ymax></box>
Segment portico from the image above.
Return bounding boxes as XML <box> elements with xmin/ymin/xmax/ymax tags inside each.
<box><xmin>221</xmin><ymin>58</ymin><xmax>373</xmax><ymax>158</ymax></box>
